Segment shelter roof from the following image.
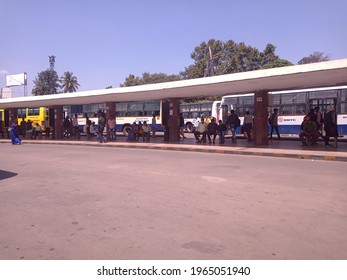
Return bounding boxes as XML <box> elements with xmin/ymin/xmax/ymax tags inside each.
<box><xmin>1</xmin><ymin>59</ymin><xmax>347</xmax><ymax>109</ymax></box>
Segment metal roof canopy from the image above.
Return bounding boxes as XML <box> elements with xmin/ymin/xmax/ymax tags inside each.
<box><xmin>1</xmin><ymin>59</ymin><xmax>347</xmax><ymax>109</ymax></box>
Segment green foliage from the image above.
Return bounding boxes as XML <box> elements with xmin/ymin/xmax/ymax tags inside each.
<box><xmin>60</xmin><ymin>71</ymin><xmax>80</xmax><ymax>93</ymax></box>
<box><xmin>119</xmin><ymin>39</ymin><xmax>295</xmax><ymax>103</ymax></box>
<box><xmin>32</xmin><ymin>69</ymin><xmax>60</xmax><ymax>96</ymax></box>
<box><xmin>181</xmin><ymin>40</ymin><xmax>293</xmax><ymax>79</ymax></box>
<box><xmin>120</xmin><ymin>72</ymin><xmax>182</xmax><ymax>87</ymax></box>
<box><xmin>298</xmin><ymin>52</ymin><xmax>331</xmax><ymax>64</ymax></box>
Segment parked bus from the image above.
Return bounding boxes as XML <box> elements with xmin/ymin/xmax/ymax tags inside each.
<box><xmin>0</xmin><ymin>109</ymin><xmax>5</xmax><ymax>136</ymax></box>
<box><xmin>0</xmin><ymin>107</ymin><xmax>49</xmax><ymax>129</ymax></box>
<box><xmin>71</xmin><ymin>100</ymin><xmax>166</xmax><ymax>134</ymax></box>
<box><xmin>220</xmin><ymin>85</ymin><xmax>347</xmax><ymax>136</ymax></box>
<box><xmin>16</xmin><ymin>107</ymin><xmax>48</xmax><ymax>127</ymax></box>
<box><xmin>180</xmin><ymin>100</ymin><xmax>221</xmax><ymax>132</ymax></box>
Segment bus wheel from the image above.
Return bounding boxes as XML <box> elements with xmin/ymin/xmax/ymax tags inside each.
<box><xmin>186</xmin><ymin>123</ymin><xmax>194</xmax><ymax>132</ymax></box>
<box><xmin>122</xmin><ymin>125</ymin><xmax>132</xmax><ymax>135</ymax></box>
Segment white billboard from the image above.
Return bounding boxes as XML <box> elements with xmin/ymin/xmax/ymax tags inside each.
<box><xmin>6</xmin><ymin>73</ymin><xmax>27</xmax><ymax>87</ymax></box>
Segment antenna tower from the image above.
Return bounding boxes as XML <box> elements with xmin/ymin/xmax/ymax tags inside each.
<box><xmin>49</xmin><ymin>55</ymin><xmax>56</xmax><ymax>70</ymax></box>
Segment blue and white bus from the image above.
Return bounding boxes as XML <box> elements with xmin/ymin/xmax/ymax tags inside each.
<box><xmin>220</xmin><ymin>85</ymin><xmax>347</xmax><ymax>136</ymax></box>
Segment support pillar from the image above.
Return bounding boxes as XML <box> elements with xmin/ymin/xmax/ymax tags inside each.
<box><xmin>105</xmin><ymin>102</ymin><xmax>115</xmax><ymax>140</ymax></box>
<box><xmin>53</xmin><ymin>106</ymin><xmax>64</xmax><ymax>140</ymax></box>
<box><xmin>168</xmin><ymin>99</ymin><xmax>180</xmax><ymax>142</ymax></box>
<box><xmin>253</xmin><ymin>90</ymin><xmax>269</xmax><ymax>145</ymax></box>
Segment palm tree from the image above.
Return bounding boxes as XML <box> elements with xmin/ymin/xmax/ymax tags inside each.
<box><xmin>60</xmin><ymin>71</ymin><xmax>80</xmax><ymax>93</ymax></box>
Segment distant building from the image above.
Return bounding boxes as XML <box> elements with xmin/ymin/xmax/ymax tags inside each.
<box><xmin>1</xmin><ymin>87</ymin><xmax>12</xmax><ymax>99</ymax></box>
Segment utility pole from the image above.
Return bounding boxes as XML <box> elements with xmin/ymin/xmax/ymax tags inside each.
<box><xmin>204</xmin><ymin>46</ymin><xmax>214</xmax><ymax>77</ymax></box>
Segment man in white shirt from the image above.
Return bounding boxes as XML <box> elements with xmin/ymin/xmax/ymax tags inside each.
<box><xmin>194</xmin><ymin>117</ymin><xmax>207</xmax><ymax>143</ymax></box>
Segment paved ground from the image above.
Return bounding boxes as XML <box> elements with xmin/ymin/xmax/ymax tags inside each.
<box><xmin>1</xmin><ymin>143</ymin><xmax>346</xmax><ymax>260</ymax></box>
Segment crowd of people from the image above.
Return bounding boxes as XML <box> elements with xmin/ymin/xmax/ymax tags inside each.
<box><xmin>3</xmin><ymin>106</ymin><xmax>339</xmax><ymax>147</ymax></box>
<box><xmin>193</xmin><ymin>110</ymin><xmax>242</xmax><ymax>144</ymax></box>
<box><xmin>299</xmin><ymin>106</ymin><xmax>338</xmax><ymax>146</ymax></box>
<box><xmin>127</xmin><ymin>114</ymin><xmax>157</xmax><ymax>142</ymax></box>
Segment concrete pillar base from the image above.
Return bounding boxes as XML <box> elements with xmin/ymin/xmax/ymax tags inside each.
<box><xmin>253</xmin><ymin>90</ymin><xmax>269</xmax><ymax>145</ymax></box>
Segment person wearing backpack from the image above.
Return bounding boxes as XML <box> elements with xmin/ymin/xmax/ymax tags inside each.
<box><xmin>226</xmin><ymin>110</ymin><xmax>240</xmax><ymax>143</ymax></box>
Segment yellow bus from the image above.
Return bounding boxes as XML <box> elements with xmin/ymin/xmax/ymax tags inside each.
<box><xmin>0</xmin><ymin>107</ymin><xmax>49</xmax><ymax>129</ymax></box>
<box><xmin>0</xmin><ymin>109</ymin><xmax>5</xmax><ymax>136</ymax></box>
<box><xmin>16</xmin><ymin>107</ymin><xmax>48</xmax><ymax>128</ymax></box>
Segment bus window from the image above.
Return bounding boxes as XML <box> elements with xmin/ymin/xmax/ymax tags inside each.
<box><xmin>190</xmin><ymin>104</ymin><xmax>200</xmax><ymax>113</ymax></box>
<box><xmin>17</xmin><ymin>108</ymin><xmax>26</xmax><ymax>119</ymax></box>
<box><xmin>340</xmin><ymin>89</ymin><xmax>347</xmax><ymax>101</ymax></box>
<box><xmin>128</xmin><ymin>102</ymin><xmax>143</xmax><ymax>115</ymax></box>
<box><xmin>340</xmin><ymin>103</ymin><xmax>347</xmax><ymax>114</ymax></box>
<box><xmin>27</xmin><ymin>108</ymin><xmax>40</xmax><ymax>116</ymax></box>
<box><xmin>144</xmin><ymin>101</ymin><xmax>160</xmax><ymax>116</ymax></box>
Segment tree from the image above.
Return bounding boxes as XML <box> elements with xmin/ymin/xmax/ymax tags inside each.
<box><xmin>298</xmin><ymin>52</ymin><xmax>331</xmax><ymax>64</ymax></box>
<box><xmin>180</xmin><ymin>40</ymin><xmax>293</xmax><ymax>79</ymax></box>
<box><xmin>32</xmin><ymin>69</ymin><xmax>60</xmax><ymax>96</ymax></box>
<box><xmin>120</xmin><ymin>72</ymin><xmax>181</xmax><ymax>87</ymax></box>
<box><xmin>60</xmin><ymin>71</ymin><xmax>80</xmax><ymax>93</ymax></box>
<box><xmin>260</xmin><ymin>45</ymin><xmax>293</xmax><ymax>69</ymax></box>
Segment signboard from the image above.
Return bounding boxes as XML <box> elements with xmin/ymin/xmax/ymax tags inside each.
<box><xmin>5</xmin><ymin>73</ymin><xmax>27</xmax><ymax>87</ymax></box>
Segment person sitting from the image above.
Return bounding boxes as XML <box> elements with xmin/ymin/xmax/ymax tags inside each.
<box><xmin>207</xmin><ymin>118</ymin><xmax>218</xmax><ymax>144</ymax></box>
<box><xmin>128</xmin><ymin>122</ymin><xmax>138</xmax><ymax>142</ymax></box>
<box><xmin>89</xmin><ymin>122</ymin><xmax>98</xmax><ymax>138</ymax></box>
<box><xmin>217</xmin><ymin>120</ymin><xmax>227</xmax><ymax>144</ymax></box>
<box><xmin>33</xmin><ymin>123</ymin><xmax>42</xmax><ymax>139</ymax></box>
<box><xmin>299</xmin><ymin>116</ymin><xmax>319</xmax><ymax>146</ymax></box>
<box><xmin>142</xmin><ymin>121</ymin><xmax>151</xmax><ymax>142</ymax></box>
<box><xmin>194</xmin><ymin>117</ymin><xmax>207</xmax><ymax>143</ymax></box>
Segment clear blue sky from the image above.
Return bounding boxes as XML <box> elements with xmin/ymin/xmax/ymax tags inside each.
<box><xmin>1</xmin><ymin>0</ymin><xmax>346</xmax><ymax>97</ymax></box>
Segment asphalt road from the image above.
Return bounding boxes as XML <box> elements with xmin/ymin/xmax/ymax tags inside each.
<box><xmin>1</xmin><ymin>144</ymin><xmax>346</xmax><ymax>260</ymax></box>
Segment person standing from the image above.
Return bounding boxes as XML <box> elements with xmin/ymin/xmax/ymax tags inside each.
<box><xmin>63</xmin><ymin>116</ymin><xmax>71</xmax><ymax>138</ymax></box>
<box><xmin>20</xmin><ymin>118</ymin><xmax>27</xmax><ymax>138</ymax></box>
<box><xmin>323</xmin><ymin>106</ymin><xmax>338</xmax><ymax>146</ymax></box>
<box><xmin>179</xmin><ymin>113</ymin><xmax>186</xmax><ymax>139</ymax></box>
<box><xmin>243</xmin><ymin>111</ymin><xmax>253</xmax><ymax>142</ymax></box>
<box><xmin>151</xmin><ymin>114</ymin><xmax>157</xmax><ymax>138</ymax></box>
<box><xmin>97</xmin><ymin>110</ymin><xmax>106</xmax><ymax>143</ymax></box>
<box><xmin>107</xmin><ymin>115</ymin><xmax>116</xmax><ymax>140</ymax></box>
<box><xmin>226</xmin><ymin>110</ymin><xmax>240</xmax><ymax>143</ymax></box>
<box><xmin>85</xmin><ymin>116</ymin><xmax>92</xmax><ymax>140</ymax></box>
<box><xmin>26</xmin><ymin>120</ymin><xmax>33</xmax><ymax>139</ymax></box>
<box><xmin>71</xmin><ymin>114</ymin><xmax>79</xmax><ymax>139</ymax></box>
<box><xmin>269</xmin><ymin>108</ymin><xmax>281</xmax><ymax>140</ymax></box>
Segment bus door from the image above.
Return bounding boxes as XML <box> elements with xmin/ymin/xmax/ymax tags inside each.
<box><xmin>309</xmin><ymin>98</ymin><xmax>337</xmax><ymax>138</ymax></box>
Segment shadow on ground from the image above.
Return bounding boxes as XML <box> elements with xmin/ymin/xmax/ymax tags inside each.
<box><xmin>0</xmin><ymin>170</ymin><xmax>18</xmax><ymax>181</ymax></box>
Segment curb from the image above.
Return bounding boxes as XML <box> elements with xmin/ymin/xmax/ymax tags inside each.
<box><xmin>1</xmin><ymin>139</ymin><xmax>347</xmax><ymax>162</ymax></box>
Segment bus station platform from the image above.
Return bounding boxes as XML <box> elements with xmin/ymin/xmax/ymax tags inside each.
<box><xmin>1</xmin><ymin>133</ymin><xmax>347</xmax><ymax>162</ymax></box>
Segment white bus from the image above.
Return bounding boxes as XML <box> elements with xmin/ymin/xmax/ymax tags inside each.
<box><xmin>180</xmin><ymin>100</ymin><xmax>221</xmax><ymax>131</ymax></box>
<box><xmin>219</xmin><ymin>85</ymin><xmax>347</xmax><ymax>136</ymax></box>
<box><xmin>72</xmin><ymin>100</ymin><xmax>166</xmax><ymax>134</ymax></box>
